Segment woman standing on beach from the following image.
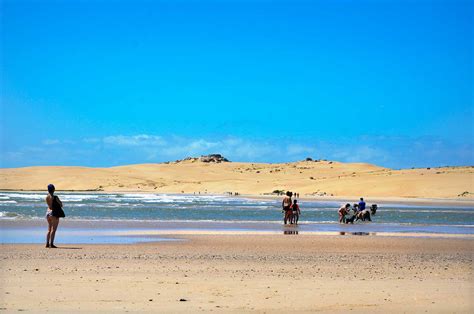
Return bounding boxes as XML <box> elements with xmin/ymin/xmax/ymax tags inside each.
<box><xmin>45</xmin><ymin>184</ymin><xmax>65</xmax><ymax>248</ymax></box>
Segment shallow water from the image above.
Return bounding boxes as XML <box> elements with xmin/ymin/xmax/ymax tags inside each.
<box><xmin>0</xmin><ymin>192</ymin><xmax>473</xmax><ymax>243</ymax></box>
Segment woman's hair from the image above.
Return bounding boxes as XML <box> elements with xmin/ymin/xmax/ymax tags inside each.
<box><xmin>345</xmin><ymin>203</ymin><xmax>350</xmax><ymax>207</ymax></box>
<box><xmin>47</xmin><ymin>184</ymin><xmax>55</xmax><ymax>194</ymax></box>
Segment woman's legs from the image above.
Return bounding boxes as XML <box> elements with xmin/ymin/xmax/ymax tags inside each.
<box><xmin>46</xmin><ymin>217</ymin><xmax>53</xmax><ymax>247</ymax></box>
<box><xmin>285</xmin><ymin>211</ymin><xmax>293</xmax><ymax>225</ymax></box>
<box><xmin>50</xmin><ymin>217</ymin><xmax>60</xmax><ymax>248</ymax></box>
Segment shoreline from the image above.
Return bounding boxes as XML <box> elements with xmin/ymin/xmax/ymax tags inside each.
<box><xmin>2</xmin><ymin>219</ymin><xmax>473</xmax><ymax>245</ymax></box>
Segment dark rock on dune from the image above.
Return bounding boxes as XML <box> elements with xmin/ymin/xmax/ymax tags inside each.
<box><xmin>199</xmin><ymin>154</ymin><xmax>230</xmax><ymax>163</ymax></box>
<box><xmin>174</xmin><ymin>154</ymin><xmax>230</xmax><ymax>163</ymax></box>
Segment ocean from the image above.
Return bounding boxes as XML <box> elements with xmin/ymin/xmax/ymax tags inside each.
<box><xmin>1</xmin><ymin>191</ymin><xmax>473</xmax><ymax>243</ymax></box>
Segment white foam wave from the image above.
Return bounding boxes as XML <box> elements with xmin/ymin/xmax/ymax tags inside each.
<box><xmin>0</xmin><ymin>211</ymin><xmax>22</xmax><ymax>219</ymax></box>
<box><xmin>1</xmin><ymin>192</ymin><xmax>104</xmax><ymax>202</ymax></box>
<box><xmin>0</xmin><ymin>200</ymin><xmax>17</xmax><ymax>204</ymax></box>
<box><xmin>0</xmin><ymin>193</ymin><xmax>45</xmax><ymax>200</ymax></box>
<box><xmin>58</xmin><ymin>194</ymin><xmax>102</xmax><ymax>202</ymax></box>
<box><xmin>119</xmin><ymin>193</ymin><xmax>232</xmax><ymax>203</ymax></box>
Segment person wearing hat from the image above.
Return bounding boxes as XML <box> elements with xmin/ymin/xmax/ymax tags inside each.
<box><xmin>45</xmin><ymin>184</ymin><xmax>64</xmax><ymax>248</ymax></box>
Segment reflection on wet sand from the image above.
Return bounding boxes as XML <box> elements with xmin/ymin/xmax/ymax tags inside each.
<box><xmin>284</xmin><ymin>230</ymin><xmax>299</xmax><ymax>235</ymax></box>
<box><xmin>340</xmin><ymin>232</ymin><xmax>374</xmax><ymax>236</ymax></box>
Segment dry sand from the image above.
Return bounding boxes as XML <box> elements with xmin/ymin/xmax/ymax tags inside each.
<box><xmin>1</xmin><ymin>235</ymin><xmax>472</xmax><ymax>313</ymax></box>
<box><xmin>1</xmin><ymin>160</ymin><xmax>473</xmax><ymax>199</ymax></box>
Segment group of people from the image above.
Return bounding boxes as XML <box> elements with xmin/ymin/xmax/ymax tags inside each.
<box><xmin>338</xmin><ymin>198</ymin><xmax>377</xmax><ymax>224</ymax></box>
<box><xmin>44</xmin><ymin>185</ymin><xmax>378</xmax><ymax>247</ymax></box>
<box><xmin>281</xmin><ymin>191</ymin><xmax>301</xmax><ymax>225</ymax></box>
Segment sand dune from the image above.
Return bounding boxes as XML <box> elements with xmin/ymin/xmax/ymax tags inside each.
<box><xmin>1</xmin><ymin>159</ymin><xmax>473</xmax><ymax>199</ymax></box>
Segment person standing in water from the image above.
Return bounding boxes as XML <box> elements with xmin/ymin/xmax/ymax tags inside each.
<box><xmin>282</xmin><ymin>191</ymin><xmax>293</xmax><ymax>225</ymax></box>
<box><xmin>358</xmin><ymin>198</ymin><xmax>366</xmax><ymax>212</ymax></box>
<box><xmin>291</xmin><ymin>199</ymin><xmax>301</xmax><ymax>224</ymax></box>
<box><xmin>45</xmin><ymin>184</ymin><xmax>64</xmax><ymax>248</ymax></box>
<box><xmin>338</xmin><ymin>203</ymin><xmax>351</xmax><ymax>223</ymax></box>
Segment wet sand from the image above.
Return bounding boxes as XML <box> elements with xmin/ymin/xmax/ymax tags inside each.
<box><xmin>2</xmin><ymin>219</ymin><xmax>473</xmax><ymax>246</ymax></box>
<box><xmin>1</xmin><ymin>235</ymin><xmax>472</xmax><ymax>313</ymax></box>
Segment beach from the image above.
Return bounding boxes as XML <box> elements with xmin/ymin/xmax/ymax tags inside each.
<box><xmin>1</xmin><ymin>172</ymin><xmax>473</xmax><ymax>313</ymax></box>
<box><xmin>1</xmin><ymin>235</ymin><xmax>472</xmax><ymax>313</ymax></box>
<box><xmin>2</xmin><ymin>0</ymin><xmax>473</xmax><ymax>312</ymax></box>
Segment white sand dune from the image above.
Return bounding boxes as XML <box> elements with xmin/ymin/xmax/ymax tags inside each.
<box><xmin>1</xmin><ymin>160</ymin><xmax>473</xmax><ymax>199</ymax></box>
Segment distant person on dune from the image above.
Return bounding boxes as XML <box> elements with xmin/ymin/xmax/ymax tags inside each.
<box><xmin>282</xmin><ymin>191</ymin><xmax>292</xmax><ymax>225</ymax></box>
<box><xmin>45</xmin><ymin>184</ymin><xmax>65</xmax><ymax>248</ymax></box>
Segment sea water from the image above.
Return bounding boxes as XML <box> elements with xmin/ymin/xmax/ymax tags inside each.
<box><xmin>0</xmin><ymin>191</ymin><xmax>473</xmax><ymax>243</ymax></box>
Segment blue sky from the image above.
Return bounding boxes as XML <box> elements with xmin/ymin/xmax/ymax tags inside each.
<box><xmin>1</xmin><ymin>0</ymin><xmax>472</xmax><ymax>169</ymax></box>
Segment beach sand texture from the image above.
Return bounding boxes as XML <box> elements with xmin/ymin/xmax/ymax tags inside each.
<box><xmin>1</xmin><ymin>160</ymin><xmax>473</xmax><ymax>199</ymax></box>
<box><xmin>1</xmin><ymin>235</ymin><xmax>472</xmax><ymax>313</ymax></box>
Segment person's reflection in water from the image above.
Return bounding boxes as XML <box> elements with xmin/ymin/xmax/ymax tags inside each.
<box><xmin>339</xmin><ymin>232</ymin><xmax>371</xmax><ymax>236</ymax></box>
<box><xmin>352</xmin><ymin>232</ymin><xmax>370</xmax><ymax>236</ymax></box>
<box><xmin>284</xmin><ymin>230</ymin><xmax>299</xmax><ymax>235</ymax></box>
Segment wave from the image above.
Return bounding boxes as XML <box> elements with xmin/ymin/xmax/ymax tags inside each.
<box><xmin>1</xmin><ymin>192</ymin><xmax>473</xmax><ymax>229</ymax></box>
<box><xmin>0</xmin><ymin>193</ymin><xmax>45</xmax><ymax>200</ymax></box>
<box><xmin>118</xmin><ymin>193</ymin><xmax>270</xmax><ymax>204</ymax></box>
<box><xmin>0</xmin><ymin>211</ymin><xmax>23</xmax><ymax>219</ymax></box>
<box><xmin>0</xmin><ymin>192</ymin><xmax>103</xmax><ymax>202</ymax></box>
<box><xmin>0</xmin><ymin>200</ymin><xmax>18</xmax><ymax>204</ymax></box>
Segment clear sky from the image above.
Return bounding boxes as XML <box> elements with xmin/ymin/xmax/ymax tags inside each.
<box><xmin>1</xmin><ymin>0</ymin><xmax>473</xmax><ymax>169</ymax></box>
